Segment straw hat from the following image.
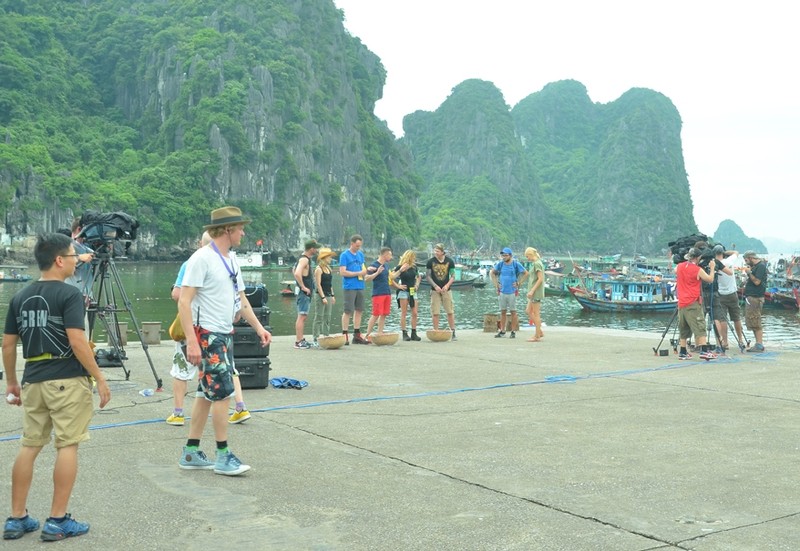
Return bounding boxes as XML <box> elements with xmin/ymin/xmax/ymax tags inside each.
<box><xmin>317</xmin><ymin>247</ymin><xmax>334</xmax><ymax>261</ymax></box>
<box><xmin>203</xmin><ymin>206</ymin><xmax>251</xmax><ymax>229</ymax></box>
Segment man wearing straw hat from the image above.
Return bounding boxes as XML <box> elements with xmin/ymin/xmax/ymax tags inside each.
<box><xmin>177</xmin><ymin>206</ymin><xmax>272</xmax><ymax>476</ymax></box>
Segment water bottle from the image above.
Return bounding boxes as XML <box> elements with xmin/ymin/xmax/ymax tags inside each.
<box><xmin>139</xmin><ymin>388</ymin><xmax>154</xmax><ymax>397</ymax></box>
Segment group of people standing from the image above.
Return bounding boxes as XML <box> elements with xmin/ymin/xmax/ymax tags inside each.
<box><xmin>292</xmin><ymin>237</ymin><xmax>456</xmax><ymax>346</ymax></box>
<box><xmin>674</xmin><ymin>243</ymin><xmax>767</xmax><ymax>360</ymax></box>
<box><xmin>291</xmin><ymin>238</ymin><xmax>547</xmax><ymax>347</ymax></box>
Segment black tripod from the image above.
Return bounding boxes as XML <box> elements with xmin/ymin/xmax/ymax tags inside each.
<box><xmin>653</xmin><ymin>306</ymin><xmax>679</xmax><ymax>355</ymax></box>
<box><xmin>86</xmin><ymin>242</ymin><xmax>163</xmax><ymax>389</ymax></box>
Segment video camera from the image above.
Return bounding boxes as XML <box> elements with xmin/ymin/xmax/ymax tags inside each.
<box><xmin>78</xmin><ymin>210</ymin><xmax>139</xmax><ymax>253</ymax></box>
<box><xmin>668</xmin><ymin>233</ymin><xmax>709</xmax><ymax>265</ymax></box>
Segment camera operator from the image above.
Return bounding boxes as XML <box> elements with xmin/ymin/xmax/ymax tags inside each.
<box><xmin>675</xmin><ymin>248</ymin><xmax>717</xmax><ymax>360</ymax></box>
<box><xmin>710</xmin><ymin>246</ymin><xmax>746</xmax><ymax>354</ymax></box>
<box><xmin>65</xmin><ymin>217</ymin><xmax>95</xmax><ymax>303</ymax></box>
<box><xmin>741</xmin><ymin>251</ymin><xmax>767</xmax><ymax>353</ymax></box>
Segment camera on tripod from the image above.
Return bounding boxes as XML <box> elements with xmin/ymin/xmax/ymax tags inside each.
<box><xmin>667</xmin><ymin>233</ymin><xmax>714</xmax><ymax>265</ymax></box>
<box><xmin>78</xmin><ymin>210</ymin><xmax>139</xmax><ymax>255</ymax></box>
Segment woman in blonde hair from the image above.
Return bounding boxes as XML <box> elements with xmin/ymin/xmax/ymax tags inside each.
<box><xmin>392</xmin><ymin>249</ymin><xmax>422</xmax><ymax>341</ymax></box>
<box><xmin>524</xmin><ymin>247</ymin><xmax>545</xmax><ymax>342</ymax></box>
<box><xmin>312</xmin><ymin>248</ymin><xmax>336</xmax><ymax>342</ymax></box>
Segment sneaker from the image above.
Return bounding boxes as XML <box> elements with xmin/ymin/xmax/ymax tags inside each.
<box><xmin>699</xmin><ymin>351</ymin><xmax>718</xmax><ymax>360</ymax></box>
<box><xmin>228</xmin><ymin>409</ymin><xmax>251</xmax><ymax>424</ymax></box>
<box><xmin>450</xmin><ymin>331</ymin><xmax>457</xmax><ymax>341</ymax></box>
<box><xmin>678</xmin><ymin>352</ymin><xmax>693</xmax><ymax>360</ymax></box>
<box><xmin>214</xmin><ymin>451</ymin><xmax>251</xmax><ymax>476</ymax></box>
<box><xmin>738</xmin><ymin>342</ymin><xmax>747</xmax><ymax>353</ymax></box>
<box><xmin>510</xmin><ymin>331</ymin><xmax>516</xmax><ymax>339</ymax></box>
<box><xmin>165</xmin><ymin>413</ymin><xmax>185</xmax><ymax>426</ymax></box>
<box><xmin>3</xmin><ymin>514</ymin><xmax>39</xmax><ymax>540</ymax></box>
<box><xmin>495</xmin><ymin>331</ymin><xmax>505</xmax><ymax>338</ymax></box>
<box><xmin>309</xmin><ymin>340</ymin><xmax>320</xmax><ymax>349</ymax></box>
<box><xmin>747</xmin><ymin>343</ymin><xmax>765</xmax><ymax>353</ymax></box>
<box><xmin>179</xmin><ymin>447</ymin><xmax>215</xmax><ymax>470</ymax></box>
<box><xmin>294</xmin><ymin>340</ymin><xmax>311</xmax><ymax>350</ymax></box>
<box><xmin>352</xmin><ymin>335</ymin><xmax>370</xmax><ymax>345</ymax></box>
<box><xmin>39</xmin><ymin>514</ymin><xmax>89</xmax><ymax>541</ymax></box>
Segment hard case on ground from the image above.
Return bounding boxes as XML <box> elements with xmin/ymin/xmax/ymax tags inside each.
<box><xmin>244</xmin><ymin>284</ymin><xmax>268</xmax><ymax>308</ymax></box>
<box><xmin>234</xmin><ymin>306</ymin><xmax>270</xmax><ymax>327</ymax></box>
<box><xmin>232</xmin><ymin>325</ymin><xmax>271</xmax><ymax>357</ymax></box>
<box><xmin>235</xmin><ymin>357</ymin><xmax>271</xmax><ymax>389</ymax></box>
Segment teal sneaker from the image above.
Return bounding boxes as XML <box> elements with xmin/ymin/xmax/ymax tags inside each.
<box><xmin>179</xmin><ymin>447</ymin><xmax>215</xmax><ymax>470</ymax></box>
<box><xmin>214</xmin><ymin>451</ymin><xmax>251</xmax><ymax>476</ymax></box>
<box><xmin>3</xmin><ymin>514</ymin><xmax>39</xmax><ymax>540</ymax></box>
<box><xmin>39</xmin><ymin>514</ymin><xmax>89</xmax><ymax>541</ymax></box>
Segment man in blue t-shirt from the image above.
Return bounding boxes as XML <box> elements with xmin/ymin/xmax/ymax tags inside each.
<box><xmin>364</xmin><ymin>247</ymin><xmax>394</xmax><ymax>341</ymax></box>
<box><xmin>338</xmin><ymin>234</ymin><xmax>368</xmax><ymax>345</ymax></box>
<box><xmin>491</xmin><ymin>247</ymin><xmax>528</xmax><ymax>339</ymax></box>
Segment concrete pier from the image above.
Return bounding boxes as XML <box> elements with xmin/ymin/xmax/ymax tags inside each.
<box><xmin>1</xmin><ymin>328</ymin><xmax>798</xmax><ymax>550</ymax></box>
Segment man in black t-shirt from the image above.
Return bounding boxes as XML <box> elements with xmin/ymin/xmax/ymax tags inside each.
<box><xmin>3</xmin><ymin>233</ymin><xmax>111</xmax><ymax>541</ymax></box>
<box><xmin>425</xmin><ymin>243</ymin><xmax>457</xmax><ymax>340</ymax></box>
<box><xmin>742</xmin><ymin>250</ymin><xmax>768</xmax><ymax>353</ymax></box>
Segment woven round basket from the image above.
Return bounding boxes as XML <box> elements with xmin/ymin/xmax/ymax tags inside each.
<box><xmin>318</xmin><ymin>334</ymin><xmax>347</xmax><ymax>349</ymax></box>
<box><xmin>371</xmin><ymin>332</ymin><xmax>400</xmax><ymax>346</ymax></box>
<box><xmin>426</xmin><ymin>329</ymin><xmax>452</xmax><ymax>342</ymax></box>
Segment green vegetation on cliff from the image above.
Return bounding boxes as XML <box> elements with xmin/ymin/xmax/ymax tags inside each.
<box><xmin>0</xmin><ymin>0</ymin><xmax>419</xmax><ymax>253</ymax></box>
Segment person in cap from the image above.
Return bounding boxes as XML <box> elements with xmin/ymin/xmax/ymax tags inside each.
<box><xmin>426</xmin><ymin>243</ymin><xmax>458</xmax><ymax>340</ymax></box>
<box><xmin>312</xmin><ymin>247</ymin><xmax>337</xmax><ymax>342</ymax></box>
<box><xmin>490</xmin><ymin>248</ymin><xmax>528</xmax><ymax>339</ymax></box>
<box><xmin>293</xmin><ymin>239</ymin><xmax>321</xmax><ymax>349</ymax></box>
<box><xmin>177</xmin><ymin>206</ymin><xmax>272</xmax><ymax>476</ymax></box>
<box><xmin>675</xmin><ymin>247</ymin><xmax>717</xmax><ymax>360</ymax></box>
<box><xmin>712</xmin><ymin>247</ymin><xmax>747</xmax><ymax>353</ymax></box>
<box><xmin>339</xmin><ymin>234</ymin><xmax>369</xmax><ymax>345</ymax></box>
<box><xmin>741</xmin><ymin>250</ymin><xmax>767</xmax><ymax>352</ymax></box>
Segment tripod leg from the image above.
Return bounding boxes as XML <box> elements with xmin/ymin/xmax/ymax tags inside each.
<box><xmin>653</xmin><ymin>307</ymin><xmax>678</xmax><ymax>355</ymax></box>
<box><xmin>105</xmin><ymin>258</ymin><xmax>164</xmax><ymax>390</ymax></box>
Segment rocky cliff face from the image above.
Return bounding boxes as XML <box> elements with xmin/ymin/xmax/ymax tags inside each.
<box><xmin>517</xmin><ymin>81</ymin><xmax>697</xmax><ymax>252</ymax></box>
<box><xmin>0</xmin><ymin>0</ymin><xmax>419</xmax><ymax>257</ymax></box>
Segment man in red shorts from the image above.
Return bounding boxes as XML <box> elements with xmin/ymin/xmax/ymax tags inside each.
<box><xmin>364</xmin><ymin>247</ymin><xmax>395</xmax><ymax>341</ymax></box>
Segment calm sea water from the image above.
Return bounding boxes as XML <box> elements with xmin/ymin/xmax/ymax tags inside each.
<box><xmin>2</xmin><ymin>261</ymin><xmax>799</xmax><ymax>350</ymax></box>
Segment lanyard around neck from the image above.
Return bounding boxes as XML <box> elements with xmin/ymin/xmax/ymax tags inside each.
<box><xmin>210</xmin><ymin>242</ymin><xmax>239</xmax><ymax>292</ymax></box>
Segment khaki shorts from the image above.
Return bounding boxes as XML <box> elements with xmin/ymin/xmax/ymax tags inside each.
<box><xmin>744</xmin><ymin>296</ymin><xmax>764</xmax><ymax>330</ymax></box>
<box><xmin>430</xmin><ymin>290</ymin><xmax>454</xmax><ymax>315</ymax></box>
<box><xmin>21</xmin><ymin>377</ymin><xmax>94</xmax><ymax>448</ymax></box>
<box><xmin>714</xmin><ymin>292</ymin><xmax>741</xmax><ymax>323</ymax></box>
<box><xmin>678</xmin><ymin>302</ymin><xmax>706</xmax><ymax>340</ymax></box>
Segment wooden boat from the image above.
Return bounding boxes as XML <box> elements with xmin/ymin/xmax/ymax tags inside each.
<box><xmin>0</xmin><ymin>265</ymin><xmax>32</xmax><ymax>283</ymax></box>
<box><xmin>544</xmin><ymin>270</ymin><xmax>593</xmax><ymax>297</ymax></box>
<box><xmin>568</xmin><ymin>278</ymin><xmax>677</xmax><ymax>313</ymax></box>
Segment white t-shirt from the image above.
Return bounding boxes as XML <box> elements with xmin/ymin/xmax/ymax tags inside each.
<box><xmin>182</xmin><ymin>246</ymin><xmax>245</xmax><ymax>333</ymax></box>
<box><xmin>717</xmin><ymin>256</ymin><xmax>739</xmax><ymax>295</ymax></box>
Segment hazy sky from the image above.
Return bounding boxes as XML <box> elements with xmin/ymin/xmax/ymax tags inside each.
<box><xmin>333</xmin><ymin>0</ymin><xmax>798</xmax><ymax>245</ymax></box>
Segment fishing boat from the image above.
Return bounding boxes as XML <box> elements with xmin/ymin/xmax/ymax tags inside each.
<box><xmin>544</xmin><ymin>270</ymin><xmax>593</xmax><ymax>297</ymax></box>
<box><xmin>0</xmin><ymin>265</ymin><xmax>32</xmax><ymax>283</ymax></box>
<box><xmin>239</xmin><ymin>250</ymin><xmax>269</xmax><ymax>270</ymax></box>
<box><xmin>568</xmin><ymin>278</ymin><xmax>677</xmax><ymax>313</ymax></box>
